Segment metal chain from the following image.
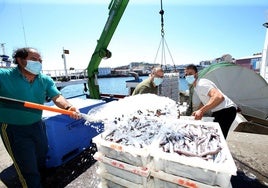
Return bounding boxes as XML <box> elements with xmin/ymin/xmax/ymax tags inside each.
<box><xmin>159</xmin><ymin>0</ymin><xmax>165</xmax><ymax>37</ymax></box>
<box><xmin>154</xmin><ymin>0</ymin><xmax>176</xmax><ymax>72</ymax></box>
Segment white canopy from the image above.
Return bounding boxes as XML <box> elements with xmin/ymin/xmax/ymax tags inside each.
<box><xmin>199</xmin><ymin>64</ymin><xmax>268</xmax><ymax>120</ymax></box>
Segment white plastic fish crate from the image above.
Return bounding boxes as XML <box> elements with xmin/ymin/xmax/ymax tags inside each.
<box><xmin>151</xmin><ymin>170</ymin><xmax>220</xmax><ymax>188</ymax></box>
<box><xmin>94</xmin><ymin>152</ymin><xmax>151</xmax><ymax>185</ymax></box>
<box><xmin>150</xmin><ymin>120</ymin><xmax>237</xmax><ymax>188</ymax></box>
<box><xmin>99</xmin><ymin>172</ymin><xmax>154</xmax><ymax>188</ymax></box>
<box><xmin>179</xmin><ymin>116</ymin><xmax>215</xmax><ymax>122</ymax></box>
<box><xmin>92</xmin><ymin>133</ymin><xmax>151</xmax><ymax>167</ymax></box>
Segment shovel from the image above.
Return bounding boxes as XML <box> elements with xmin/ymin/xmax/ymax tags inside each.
<box><xmin>0</xmin><ymin>96</ymin><xmax>102</xmax><ymax>122</ymax></box>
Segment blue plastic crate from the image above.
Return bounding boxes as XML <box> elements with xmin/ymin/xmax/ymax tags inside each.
<box><xmin>43</xmin><ymin>99</ymin><xmax>105</xmax><ymax>168</ymax></box>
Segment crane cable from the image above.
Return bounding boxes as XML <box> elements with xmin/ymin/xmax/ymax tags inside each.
<box><xmin>153</xmin><ymin>0</ymin><xmax>176</xmax><ymax>72</ymax></box>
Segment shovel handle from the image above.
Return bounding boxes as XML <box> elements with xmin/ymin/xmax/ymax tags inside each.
<box><xmin>24</xmin><ymin>102</ymin><xmax>73</xmax><ymax>115</ymax></box>
<box><xmin>0</xmin><ymin>96</ymin><xmax>73</xmax><ymax>115</ymax></box>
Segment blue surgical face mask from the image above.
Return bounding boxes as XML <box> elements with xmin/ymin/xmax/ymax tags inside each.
<box><xmin>24</xmin><ymin>60</ymin><xmax>42</xmax><ymax>75</ymax></box>
<box><xmin>153</xmin><ymin>77</ymin><xmax>163</xmax><ymax>86</ymax></box>
<box><xmin>185</xmin><ymin>75</ymin><xmax>195</xmax><ymax>85</ymax></box>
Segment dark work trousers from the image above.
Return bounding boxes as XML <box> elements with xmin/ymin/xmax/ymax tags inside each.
<box><xmin>212</xmin><ymin>106</ymin><xmax>237</xmax><ymax>139</ymax></box>
<box><xmin>0</xmin><ymin>120</ymin><xmax>48</xmax><ymax>188</ymax></box>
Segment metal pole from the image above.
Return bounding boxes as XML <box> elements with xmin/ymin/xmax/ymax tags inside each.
<box><xmin>0</xmin><ymin>43</ymin><xmax>6</xmax><ymax>55</ymax></box>
<box><xmin>260</xmin><ymin>22</ymin><xmax>268</xmax><ymax>81</ymax></box>
<box><xmin>62</xmin><ymin>47</ymin><xmax>68</xmax><ymax>77</ymax></box>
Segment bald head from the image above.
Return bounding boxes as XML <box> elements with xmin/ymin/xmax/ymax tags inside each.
<box><xmin>151</xmin><ymin>67</ymin><xmax>164</xmax><ymax>78</ymax></box>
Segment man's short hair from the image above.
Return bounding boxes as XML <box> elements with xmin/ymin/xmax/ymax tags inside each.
<box><xmin>185</xmin><ymin>64</ymin><xmax>198</xmax><ymax>73</ymax></box>
<box><xmin>151</xmin><ymin>66</ymin><xmax>164</xmax><ymax>75</ymax></box>
<box><xmin>12</xmin><ymin>47</ymin><xmax>38</xmax><ymax>64</ymax></box>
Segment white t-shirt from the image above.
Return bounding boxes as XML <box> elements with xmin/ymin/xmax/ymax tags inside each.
<box><xmin>194</xmin><ymin>78</ymin><xmax>236</xmax><ymax>112</ymax></box>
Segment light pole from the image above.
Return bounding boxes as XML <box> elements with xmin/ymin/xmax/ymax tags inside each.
<box><xmin>62</xmin><ymin>48</ymin><xmax>69</xmax><ymax>78</ymax></box>
<box><xmin>260</xmin><ymin>22</ymin><xmax>268</xmax><ymax>81</ymax></box>
<box><xmin>0</xmin><ymin>43</ymin><xmax>6</xmax><ymax>55</ymax></box>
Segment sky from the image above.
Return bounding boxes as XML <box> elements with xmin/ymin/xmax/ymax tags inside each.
<box><xmin>0</xmin><ymin>0</ymin><xmax>268</xmax><ymax>71</ymax></box>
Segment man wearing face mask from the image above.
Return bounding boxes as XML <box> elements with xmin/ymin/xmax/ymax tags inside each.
<box><xmin>184</xmin><ymin>65</ymin><xmax>196</xmax><ymax>116</ymax></box>
<box><xmin>184</xmin><ymin>64</ymin><xmax>237</xmax><ymax>138</ymax></box>
<box><xmin>132</xmin><ymin>66</ymin><xmax>164</xmax><ymax>95</ymax></box>
<box><xmin>0</xmin><ymin>47</ymin><xmax>80</xmax><ymax>187</ymax></box>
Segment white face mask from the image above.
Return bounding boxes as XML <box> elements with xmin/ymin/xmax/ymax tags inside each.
<box><xmin>185</xmin><ymin>75</ymin><xmax>195</xmax><ymax>85</ymax></box>
<box><xmin>153</xmin><ymin>77</ymin><xmax>163</xmax><ymax>86</ymax></box>
<box><xmin>24</xmin><ymin>60</ymin><xmax>42</xmax><ymax>75</ymax></box>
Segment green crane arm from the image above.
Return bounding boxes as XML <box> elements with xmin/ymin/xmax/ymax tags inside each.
<box><xmin>87</xmin><ymin>0</ymin><xmax>129</xmax><ymax>99</ymax></box>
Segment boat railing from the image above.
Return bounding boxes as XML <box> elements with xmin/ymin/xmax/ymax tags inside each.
<box><xmin>42</xmin><ymin>69</ymin><xmax>88</xmax><ymax>81</ymax></box>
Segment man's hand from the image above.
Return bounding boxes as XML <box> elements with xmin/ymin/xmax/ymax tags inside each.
<box><xmin>192</xmin><ymin>109</ymin><xmax>203</xmax><ymax>120</ymax></box>
<box><xmin>67</xmin><ymin>106</ymin><xmax>81</xmax><ymax>120</ymax></box>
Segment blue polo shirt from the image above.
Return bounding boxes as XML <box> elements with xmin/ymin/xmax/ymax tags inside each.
<box><xmin>0</xmin><ymin>67</ymin><xmax>61</xmax><ymax>125</ymax></box>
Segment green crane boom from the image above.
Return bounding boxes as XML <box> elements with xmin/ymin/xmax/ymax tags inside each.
<box><xmin>87</xmin><ymin>0</ymin><xmax>129</xmax><ymax>99</ymax></box>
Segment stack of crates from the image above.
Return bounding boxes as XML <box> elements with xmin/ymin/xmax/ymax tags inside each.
<box><xmin>43</xmin><ymin>98</ymin><xmax>105</xmax><ymax>168</ymax></box>
<box><xmin>93</xmin><ymin>120</ymin><xmax>237</xmax><ymax>188</ymax></box>
<box><xmin>93</xmin><ymin>134</ymin><xmax>154</xmax><ymax>187</ymax></box>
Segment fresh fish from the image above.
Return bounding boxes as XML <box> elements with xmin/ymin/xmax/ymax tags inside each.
<box><xmin>100</xmin><ymin>101</ymin><xmax>224</xmax><ymax>163</ymax></box>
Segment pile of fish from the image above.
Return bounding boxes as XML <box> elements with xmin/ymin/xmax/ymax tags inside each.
<box><xmin>103</xmin><ymin>108</ymin><xmax>167</xmax><ymax>148</ymax></box>
<box><xmin>158</xmin><ymin>123</ymin><xmax>224</xmax><ymax>162</ymax></box>
<box><xmin>88</xmin><ymin>94</ymin><xmax>225</xmax><ymax>162</ymax></box>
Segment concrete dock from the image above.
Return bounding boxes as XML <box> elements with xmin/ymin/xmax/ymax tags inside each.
<box><xmin>227</xmin><ymin>131</ymin><xmax>268</xmax><ymax>187</ymax></box>
<box><xmin>1</xmin><ymin>121</ymin><xmax>268</xmax><ymax>188</ymax></box>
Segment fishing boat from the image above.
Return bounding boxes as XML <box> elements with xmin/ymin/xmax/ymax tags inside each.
<box><xmin>0</xmin><ymin>44</ymin><xmax>13</xmax><ymax>68</ymax></box>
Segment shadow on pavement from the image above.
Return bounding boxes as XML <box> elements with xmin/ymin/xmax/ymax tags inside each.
<box><xmin>231</xmin><ymin>171</ymin><xmax>268</xmax><ymax>188</ymax></box>
<box><xmin>0</xmin><ymin>145</ymin><xmax>97</xmax><ymax>188</ymax></box>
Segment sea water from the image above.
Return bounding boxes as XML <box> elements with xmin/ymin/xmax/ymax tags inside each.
<box><xmin>60</xmin><ymin>76</ymin><xmax>188</xmax><ymax>99</ymax></box>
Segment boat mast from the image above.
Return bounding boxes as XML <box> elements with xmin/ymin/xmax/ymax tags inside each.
<box><xmin>260</xmin><ymin>22</ymin><xmax>268</xmax><ymax>82</ymax></box>
<box><xmin>19</xmin><ymin>2</ymin><xmax>28</xmax><ymax>46</ymax></box>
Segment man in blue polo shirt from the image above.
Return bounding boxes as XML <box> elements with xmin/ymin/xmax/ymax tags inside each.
<box><xmin>0</xmin><ymin>47</ymin><xmax>80</xmax><ymax>187</ymax></box>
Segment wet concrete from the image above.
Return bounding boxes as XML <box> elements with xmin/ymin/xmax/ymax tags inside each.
<box><xmin>227</xmin><ymin>131</ymin><xmax>268</xmax><ymax>188</ymax></box>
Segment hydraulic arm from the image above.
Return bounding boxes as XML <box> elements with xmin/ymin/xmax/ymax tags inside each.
<box><xmin>87</xmin><ymin>0</ymin><xmax>129</xmax><ymax>99</ymax></box>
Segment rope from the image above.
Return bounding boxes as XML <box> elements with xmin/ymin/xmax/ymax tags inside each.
<box><xmin>153</xmin><ymin>0</ymin><xmax>176</xmax><ymax>72</ymax></box>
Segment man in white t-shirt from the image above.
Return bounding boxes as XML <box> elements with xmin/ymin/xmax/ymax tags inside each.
<box><xmin>184</xmin><ymin>64</ymin><xmax>237</xmax><ymax>138</ymax></box>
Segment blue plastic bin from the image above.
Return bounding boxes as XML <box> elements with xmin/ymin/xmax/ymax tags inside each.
<box><xmin>43</xmin><ymin>100</ymin><xmax>105</xmax><ymax>168</ymax></box>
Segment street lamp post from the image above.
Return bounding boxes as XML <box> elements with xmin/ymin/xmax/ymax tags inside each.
<box><xmin>260</xmin><ymin>22</ymin><xmax>268</xmax><ymax>82</ymax></box>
